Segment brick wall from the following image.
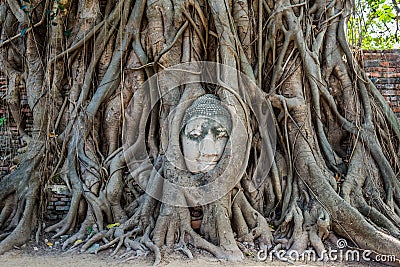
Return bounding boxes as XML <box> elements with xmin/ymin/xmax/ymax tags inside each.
<box><xmin>362</xmin><ymin>49</ymin><xmax>400</xmax><ymax>119</ymax></box>
<box><xmin>0</xmin><ymin>73</ymin><xmax>18</xmax><ymax>176</ymax></box>
<box><xmin>47</xmin><ymin>189</ymin><xmax>72</xmax><ymax>221</ymax></box>
<box><xmin>0</xmin><ymin>71</ymin><xmax>32</xmax><ymax>177</ymax></box>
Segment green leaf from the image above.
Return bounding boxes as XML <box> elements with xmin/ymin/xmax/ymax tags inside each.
<box><xmin>0</xmin><ymin>116</ymin><xmax>7</xmax><ymax>126</ymax></box>
<box><xmin>87</xmin><ymin>226</ymin><xmax>93</xmax><ymax>234</ymax></box>
<box><xmin>106</xmin><ymin>223</ymin><xmax>120</xmax><ymax>229</ymax></box>
<box><xmin>347</xmin><ymin>0</ymin><xmax>398</xmax><ymax>50</ymax></box>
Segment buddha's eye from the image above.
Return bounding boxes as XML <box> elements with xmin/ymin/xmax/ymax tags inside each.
<box><xmin>216</xmin><ymin>130</ymin><xmax>228</xmax><ymax>139</ymax></box>
<box><xmin>188</xmin><ymin>131</ymin><xmax>202</xmax><ymax>140</ymax></box>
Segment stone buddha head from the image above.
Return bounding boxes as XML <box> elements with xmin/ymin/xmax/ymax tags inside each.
<box><xmin>181</xmin><ymin>94</ymin><xmax>232</xmax><ymax>174</ymax></box>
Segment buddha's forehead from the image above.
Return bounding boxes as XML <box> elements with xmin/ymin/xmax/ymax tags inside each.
<box><xmin>184</xmin><ymin>116</ymin><xmax>229</xmax><ymax>132</ymax></box>
<box><xmin>182</xmin><ymin>94</ymin><xmax>231</xmax><ymax>127</ymax></box>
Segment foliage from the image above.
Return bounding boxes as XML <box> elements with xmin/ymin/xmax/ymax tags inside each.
<box><xmin>0</xmin><ymin>116</ymin><xmax>6</xmax><ymax>126</ymax></box>
<box><xmin>348</xmin><ymin>0</ymin><xmax>399</xmax><ymax>49</ymax></box>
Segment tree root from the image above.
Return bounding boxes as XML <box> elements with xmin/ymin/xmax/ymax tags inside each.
<box><xmin>0</xmin><ymin>180</ymin><xmax>39</xmax><ymax>254</ymax></box>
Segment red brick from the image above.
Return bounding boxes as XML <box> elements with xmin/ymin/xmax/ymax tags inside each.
<box><xmin>381</xmin><ymin>90</ymin><xmax>397</xmax><ymax>95</ymax></box>
<box><xmin>55</xmin><ymin>206</ymin><xmax>69</xmax><ymax>211</ymax></box>
<box><xmin>392</xmin><ymin>107</ymin><xmax>400</xmax><ymax>113</ymax></box>
<box><xmin>385</xmin><ymin>61</ymin><xmax>400</xmax><ymax>68</ymax></box>
<box><xmin>368</xmin><ymin>72</ymin><xmax>380</xmax><ymax>77</ymax></box>
<box><xmin>387</xmin><ymin>101</ymin><xmax>395</xmax><ymax>106</ymax></box>
<box><xmin>53</xmin><ymin>194</ymin><xmax>67</xmax><ymax>198</ymax></box>
<box><xmin>366</xmin><ymin>67</ymin><xmax>397</xmax><ymax>73</ymax></box>
<box><xmin>379</xmin><ymin>61</ymin><xmax>389</xmax><ymax>67</ymax></box>
<box><xmin>380</xmin><ymin>61</ymin><xmax>390</xmax><ymax>67</ymax></box>
<box><xmin>386</xmin><ymin>73</ymin><xmax>400</xmax><ymax>78</ymax></box>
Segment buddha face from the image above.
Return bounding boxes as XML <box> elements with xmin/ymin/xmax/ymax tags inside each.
<box><xmin>181</xmin><ymin>116</ymin><xmax>230</xmax><ymax>174</ymax></box>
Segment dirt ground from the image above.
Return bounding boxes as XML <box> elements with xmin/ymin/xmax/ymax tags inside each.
<box><xmin>0</xmin><ymin>249</ymin><xmax>349</xmax><ymax>267</ymax></box>
<box><xmin>0</xmin><ymin>240</ymin><xmax>388</xmax><ymax>267</ymax></box>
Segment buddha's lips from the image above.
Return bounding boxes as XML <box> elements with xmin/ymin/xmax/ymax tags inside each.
<box><xmin>197</xmin><ymin>160</ymin><xmax>218</xmax><ymax>164</ymax></box>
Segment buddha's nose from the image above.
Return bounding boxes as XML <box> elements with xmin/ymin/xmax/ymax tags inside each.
<box><xmin>199</xmin><ymin>134</ymin><xmax>218</xmax><ymax>157</ymax></box>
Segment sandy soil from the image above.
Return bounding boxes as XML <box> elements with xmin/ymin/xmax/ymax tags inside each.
<box><xmin>0</xmin><ymin>249</ymin><xmax>334</xmax><ymax>267</ymax></box>
<box><xmin>0</xmin><ymin>243</ymin><xmax>385</xmax><ymax>267</ymax></box>
<box><xmin>0</xmin><ymin>232</ymin><xmax>390</xmax><ymax>267</ymax></box>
